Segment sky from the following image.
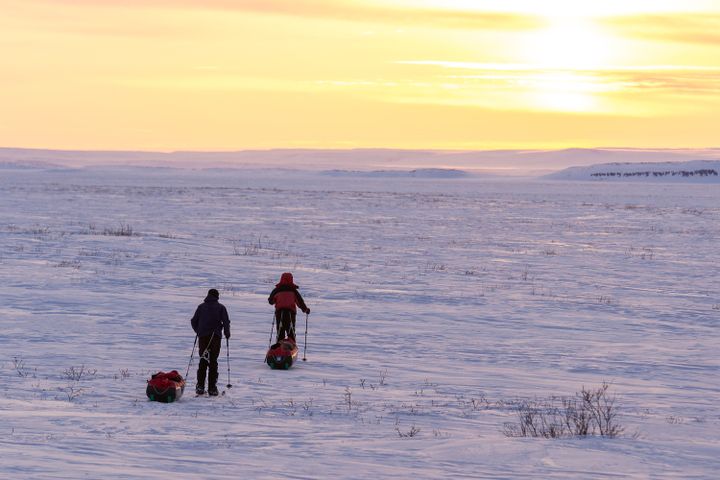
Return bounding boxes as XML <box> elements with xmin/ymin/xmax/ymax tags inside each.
<box><xmin>2</xmin><ymin>0</ymin><xmax>720</xmax><ymax>151</ymax></box>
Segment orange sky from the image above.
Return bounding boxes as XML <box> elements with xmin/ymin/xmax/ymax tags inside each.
<box><xmin>1</xmin><ymin>0</ymin><xmax>719</xmax><ymax>151</ymax></box>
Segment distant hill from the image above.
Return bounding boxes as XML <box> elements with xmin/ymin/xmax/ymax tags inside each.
<box><xmin>545</xmin><ymin>160</ymin><xmax>720</xmax><ymax>182</ymax></box>
<box><xmin>321</xmin><ymin>168</ymin><xmax>469</xmax><ymax>178</ymax></box>
<box><xmin>0</xmin><ymin>159</ymin><xmax>65</xmax><ymax>170</ymax></box>
<box><xmin>2</xmin><ymin>146</ymin><xmax>720</xmax><ymax>175</ymax></box>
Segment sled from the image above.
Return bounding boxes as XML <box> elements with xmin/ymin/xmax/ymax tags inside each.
<box><xmin>265</xmin><ymin>338</ymin><xmax>299</xmax><ymax>370</ymax></box>
<box><xmin>146</xmin><ymin>370</ymin><xmax>186</xmax><ymax>403</ymax></box>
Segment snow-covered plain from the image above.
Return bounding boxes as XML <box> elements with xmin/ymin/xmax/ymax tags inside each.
<box><xmin>1</xmin><ymin>167</ymin><xmax>719</xmax><ymax>479</ymax></box>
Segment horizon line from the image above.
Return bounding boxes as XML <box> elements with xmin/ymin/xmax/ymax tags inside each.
<box><xmin>2</xmin><ymin>145</ymin><xmax>720</xmax><ymax>155</ymax></box>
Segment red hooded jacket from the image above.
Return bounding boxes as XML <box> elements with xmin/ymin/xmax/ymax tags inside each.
<box><xmin>268</xmin><ymin>273</ymin><xmax>309</xmax><ymax>313</ymax></box>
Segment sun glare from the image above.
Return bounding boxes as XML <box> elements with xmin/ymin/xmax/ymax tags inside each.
<box><xmin>400</xmin><ymin>0</ymin><xmax>622</xmax><ymax>113</ymax></box>
<box><xmin>524</xmin><ymin>73</ymin><xmax>602</xmax><ymax>113</ymax></box>
<box><xmin>515</xmin><ymin>17</ymin><xmax>616</xmax><ymax>112</ymax></box>
<box><xmin>521</xmin><ymin>18</ymin><xmax>612</xmax><ymax>70</ymax></box>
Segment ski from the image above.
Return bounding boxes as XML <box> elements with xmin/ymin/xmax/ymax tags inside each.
<box><xmin>194</xmin><ymin>391</ymin><xmax>225</xmax><ymax>398</ymax></box>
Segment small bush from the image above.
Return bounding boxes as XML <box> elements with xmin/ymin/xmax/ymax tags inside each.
<box><xmin>62</xmin><ymin>384</ymin><xmax>85</xmax><ymax>402</ymax></box>
<box><xmin>55</xmin><ymin>260</ymin><xmax>81</xmax><ymax>269</ymax></box>
<box><xmin>503</xmin><ymin>383</ymin><xmax>623</xmax><ymax>439</ymax></box>
<box><xmin>344</xmin><ymin>387</ymin><xmax>353</xmax><ymax>411</ymax></box>
<box><xmin>103</xmin><ymin>223</ymin><xmax>134</xmax><ymax>236</ymax></box>
<box><xmin>233</xmin><ymin>236</ymin><xmax>263</xmax><ymax>256</ymax></box>
<box><xmin>13</xmin><ymin>356</ymin><xmax>29</xmax><ymax>377</ymax></box>
<box><xmin>64</xmin><ymin>365</ymin><xmax>96</xmax><ymax>381</ymax></box>
<box><xmin>396</xmin><ymin>425</ymin><xmax>421</xmax><ymax>438</ymax></box>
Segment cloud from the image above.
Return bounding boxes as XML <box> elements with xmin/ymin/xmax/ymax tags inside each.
<box><xmin>397</xmin><ymin>60</ymin><xmax>720</xmax><ymax>94</ymax></box>
<box><xmin>605</xmin><ymin>14</ymin><xmax>720</xmax><ymax>44</ymax></box>
<box><xmin>605</xmin><ymin>71</ymin><xmax>720</xmax><ymax>95</ymax></box>
<box><xmin>388</xmin><ymin>61</ymin><xmax>720</xmax><ymax>116</ymax></box>
<box><xmin>29</xmin><ymin>0</ymin><xmax>542</xmax><ymax>30</ymax></box>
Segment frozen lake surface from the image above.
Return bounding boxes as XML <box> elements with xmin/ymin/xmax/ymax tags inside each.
<box><xmin>1</xmin><ymin>168</ymin><xmax>718</xmax><ymax>479</ymax></box>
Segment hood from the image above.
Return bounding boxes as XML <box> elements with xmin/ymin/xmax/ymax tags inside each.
<box><xmin>276</xmin><ymin>272</ymin><xmax>298</xmax><ymax>288</ymax></box>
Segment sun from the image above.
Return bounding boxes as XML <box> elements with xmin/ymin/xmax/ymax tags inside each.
<box><xmin>515</xmin><ymin>16</ymin><xmax>617</xmax><ymax>112</ymax></box>
<box><xmin>397</xmin><ymin>0</ymin><xmax>622</xmax><ymax>113</ymax></box>
<box><xmin>521</xmin><ymin>16</ymin><xmax>613</xmax><ymax>71</ymax></box>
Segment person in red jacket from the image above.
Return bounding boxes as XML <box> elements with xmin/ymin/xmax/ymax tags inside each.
<box><xmin>268</xmin><ymin>272</ymin><xmax>310</xmax><ymax>342</ymax></box>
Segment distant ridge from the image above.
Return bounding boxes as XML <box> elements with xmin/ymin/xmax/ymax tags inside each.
<box><xmin>321</xmin><ymin>168</ymin><xmax>469</xmax><ymax>178</ymax></box>
<box><xmin>1</xmin><ymin>146</ymin><xmax>719</xmax><ymax>175</ymax></box>
<box><xmin>0</xmin><ymin>159</ymin><xmax>65</xmax><ymax>170</ymax></box>
<box><xmin>545</xmin><ymin>160</ymin><xmax>720</xmax><ymax>183</ymax></box>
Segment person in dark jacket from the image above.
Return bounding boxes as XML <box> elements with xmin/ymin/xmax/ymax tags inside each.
<box><xmin>268</xmin><ymin>272</ymin><xmax>310</xmax><ymax>342</ymax></box>
<box><xmin>191</xmin><ymin>288</ymin><xmax>230</xmax><ymax>396</ymax></box>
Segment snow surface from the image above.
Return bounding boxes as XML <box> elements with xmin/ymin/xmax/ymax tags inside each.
<box><xmin>1</xmin><ymin>167</ymin><xmax>719</xmax><ymax>479</ymax></box>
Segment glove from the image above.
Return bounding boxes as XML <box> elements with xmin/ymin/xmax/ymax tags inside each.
<box><xmin>225</xmin><ymin>332</ymin><xmax>231</xmax><ymax>340</ymax></box>
<box><xmin>305</xmin><ymin>308</ymin><xmax>311</xmax><ymax>315</ymax></box>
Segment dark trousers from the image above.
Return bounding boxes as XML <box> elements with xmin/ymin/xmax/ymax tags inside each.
<box><xmin>275</xmin><ymin>309</ymin><xmax>296</xmax><ymax>341</ymax></box>
<box><xmin>196</xmin><ymin>334</ymin><xmax>221</xmax><ymax>390</ymax></box>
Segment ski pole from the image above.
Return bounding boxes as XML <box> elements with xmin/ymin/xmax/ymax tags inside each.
<box><xmin>265</xmin><ymin>313</ymin><xmax>275</xmax><ymax>363</ymax></box>
<box><xmin>268</xmin><ymin>313</ymin><xmax>275</xmax><ymax>347</ymax></box>
<box><xmin>225</xmin><ymin>337</ymin><xmax>232</xmax><ymax>389</ymax></box>
<box><xmin>185</xmin><ymin>334</ymin><xmax>198</xmax><ymax>379</ymax></box>
<box><xmin>302</xmin><ymin>312</ymin><xmax>309</xmax><ymax>361</ymax></box>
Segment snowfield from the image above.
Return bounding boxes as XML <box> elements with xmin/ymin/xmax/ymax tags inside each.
<box><xmin>1</xmin><ymin>167</ymin><xmax>719</xmax><ymax>479</ymax></box>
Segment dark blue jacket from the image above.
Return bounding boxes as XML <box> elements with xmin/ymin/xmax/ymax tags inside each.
<box><xmin>191</xmin><ymin>295</ymin><xmax>230</xmax><ymax>338</ymax></box>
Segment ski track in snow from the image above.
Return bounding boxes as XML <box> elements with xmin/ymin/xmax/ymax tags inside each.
<box><xmin>1</xmin><ymin>169</ymin><xmax>719</xmax><ymax>479</ymax></box>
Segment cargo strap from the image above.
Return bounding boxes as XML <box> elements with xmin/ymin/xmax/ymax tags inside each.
<box><xmin>199</xmin><ymin>332</ymin><xmax>216</xmax><ymax>362</ymax></box>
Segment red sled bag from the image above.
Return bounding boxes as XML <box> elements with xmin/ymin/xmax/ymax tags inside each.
<box><xmin>146</xmin><ymin>370</ymin><xmax>186</xmax><ymax>403</ymax></box>
<box><xmin>265</xmin><ymin>338</ymin><xmax>299</xmax><ymax>370</ymax></box>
